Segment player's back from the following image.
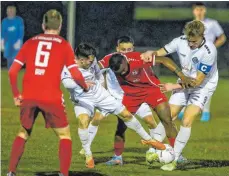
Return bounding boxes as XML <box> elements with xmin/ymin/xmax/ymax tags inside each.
<box><xmin>20</xmin><ymin>34</ymin><xmax>70</xmax><ymax>103</ymax></box>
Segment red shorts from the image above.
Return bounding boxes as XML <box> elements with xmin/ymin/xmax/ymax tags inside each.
<box><xmin>20</xmin><ymin>100</ymin><xmax>68</xmax><ymax>129</ymax></box>
<box><xmin>122</xmin><ymin>87</ymin><xmax>167</xmax><ymax>113</ymax></box>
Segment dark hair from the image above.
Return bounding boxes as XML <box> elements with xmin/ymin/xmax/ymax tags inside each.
<box><xmin>75</xmin><ymin>43</ymin><xmax>96</xmax><ymax>59</ymax></box>
<box><xmin>117</xmin><ymin>36</ymin><xmax>134</xmax><ymax>46</ymax></box>
<box><xmin>192</xmin><ymin>2</ymin><xmax>205</xmax><ymax>8</ymax></box>
<box><xmin>109</xmin><ymin>53</ymin><xmax>125</xmax><ymax>72</ymax></box>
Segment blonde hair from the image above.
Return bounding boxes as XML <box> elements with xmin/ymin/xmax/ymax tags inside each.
<box><xmin>184</xmin><ymin>20</ymin><xmax>205</xmax><ymax>38</ymax></box>
<box><xmin>43</xmin><ymin>9</ymin><xmax>62</xmax><ymax>30</ymax></box>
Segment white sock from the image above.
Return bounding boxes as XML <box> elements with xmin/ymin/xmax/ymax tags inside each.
<box><xmin>174</xmin><ymin>126</ymin><xmax>191</xmax><ymax>161</ymax></box>
<box><xmin>203</xmin><ymin>97</ymin><xmax>211</xmax><ymax>112</ymax></box>
<box><xmin>78</xmin><ymin>128</ymin><xmax>92</xmax><ymax>156</ymax></box>
<box><xmin>124</xmin><ymin>116</ymin><xmax>151</xmax><ymax>140</ymax></box>
<box><xmin>88</xmin><ymin>123</ymin><xmax>98</xmax><ymax>146</ymax></box>
<box><xmin>149</xmin><ymin>122</ymin><xmax>166</xmax><ymax>142</ymax></box>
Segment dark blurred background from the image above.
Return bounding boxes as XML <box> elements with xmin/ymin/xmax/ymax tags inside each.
<box><xmin>1</xmin><ymin>1</ymin><xmax>229</xmax><ymax>76</ymax></box>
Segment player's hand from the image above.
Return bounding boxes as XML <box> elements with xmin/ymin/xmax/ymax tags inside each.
<box><xmin>140</xmin><ymin>51</ymin><xmax>156</xmax><ymax>63</ymax></box>
<box><xmin>14</xmin><ymin>95</ymin><xmax>23</xmax><ymax>107</ymax></box>
<box><xmin>13</xmin><ymin>40</ymin><xmax>22</xmax><ymax>50</ymax></box>
<box><xmin>84</xmin><ymin>81</ymin><xmax>95</xmax><ymax>92</ymax></box>
<box><xmin>180</xmin><ymin>76</ymin><xmax>196</xmax><ymax>89</ymax></box>
<box><xmin>159</xmin><ymin>83</ymin><xmax>177</xmax><ymax>93</ymax></box>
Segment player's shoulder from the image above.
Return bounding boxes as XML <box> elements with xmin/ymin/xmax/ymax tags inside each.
<box><xmin>202</xmin><ymin>39</ymin><xmax>217</xmax><ymax>55</ymax></box>
<box><xmin>102</xmin><ymin>52</ymin><xmax>117</xmax><ymax>60</ymax></box>
<box><xmin>179</xmin><ymin>35</ymin><xmax>187</xmax><ymax>41</ymax></box>
<box><xmin>204</xmin><ymin>18</ymin><xmax>218</xmax><ymax>24</ymax></box>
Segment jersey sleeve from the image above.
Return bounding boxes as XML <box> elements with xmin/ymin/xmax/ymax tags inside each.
<box><xmin>14</xmin><ymin>41</ymin><xmax>29</xmax><ymax>66</ymax></box>
<box><xmin>198</xmin><ymin>46</ymin><xmax>217</xmax><ymax>75</ymax></box>
<box><xmin>213</xmin><ymin>21</ymin><xmax>224</xmax><ymax>37</ymax></box>
<box><xmin>98</xmin><ymin>54</ymin><xmax>112</xmax><ymax>68</ymax></box>
<box><xmin>164</xmin><ymin>37</ymin><xmax>180</xmax><ymax>54</ymax></box>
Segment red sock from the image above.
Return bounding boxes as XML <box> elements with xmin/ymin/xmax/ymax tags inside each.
<box><xmin>168</xmin><ymin>138</ymin><xmax>175</xmax><ymax>147</ymax></box>
<box><xmin>114</xmin><ymin>141</ymin><xmax>125</xmax><ymax>156</ymax></box>
<box><xmin>59</xmin><ymin>139</ymin><xmax>72</xmax><ymax>176</ymax></box>
<box><xmin>9</xmin><ymin>136</ymin><xmax>26</xmax><ymax>173</ymax></box>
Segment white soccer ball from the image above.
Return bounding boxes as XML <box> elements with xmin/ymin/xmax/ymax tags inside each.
<box><xmin>156</xmin><ymin>144</ymin><xmax>175</xmax><ymax>164</ymax></box>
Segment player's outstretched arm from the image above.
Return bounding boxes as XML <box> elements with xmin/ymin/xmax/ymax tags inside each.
<box><xmin>159</xmin><ymin>83</ymin><xmax>183</xmax><ymax>93</ymax></box>
<box><xmin>140</xmin><ymin>48</ymin><xmax>167</xmax><ymax>62</ymax></box>
<box><xmin>155</xmin><ymin>56</ymin><xmax>194</xmax><ymax>88</ymax></box>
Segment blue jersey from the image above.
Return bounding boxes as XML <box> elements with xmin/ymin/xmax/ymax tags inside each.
<box><xmin>1</xmin><ymin>16</ymin><xmax>24</xmax><ymax>44</ymax></box>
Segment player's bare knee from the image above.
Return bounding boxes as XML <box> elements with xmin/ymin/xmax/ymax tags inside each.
<box><xmin>119</xmin><ymin>109</ymin><xmax>132</xmax><ymax>121</ymax></box>
<box><xmin>54</xmin><ymin>126</ymin><xmax>71</xmax><ymax>140</ymax></box>
<box><xmin>182</xmin><ymin>118</ymin><xmax>193</xmax><ymax>127</ymax></box>
<box><xmin>17</xmin><ymin>127</ymin><xmax>30</xmax><ymax>140</ymax></box>
<box><xmin>143</xmin><ymin>116</ymin><xmax>157</xmax><ymax>129</ymax></box>
<box><xmin>78</xmin><ymin>114</ymin><xmax>90</xmax><ymax>129</ymax></box>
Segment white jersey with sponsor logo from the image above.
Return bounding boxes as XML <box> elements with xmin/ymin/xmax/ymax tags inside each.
<box><xmin>202</xmin><ymin>18</ymin><xmax>224</xmax><ymax>43</ymax></box>
<box><xmin>164</xmin><ymin>35</ymin><xmax>218</xmax><ymax>90</ymax></box>
<box><xmin>61</xmin><ymin>58</ymin><xmax>104</xmax><ymax>98</ymax></box>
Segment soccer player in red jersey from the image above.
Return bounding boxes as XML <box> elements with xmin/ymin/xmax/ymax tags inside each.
<box><xmin>99</xmin><ymin>52</ymin><xmax>193</xmax><ymax>155</ymax></box>
<box><xmin>7</xmin><ymin>10</ymin><xmax>91</xmax><ymax>176</ymax></box>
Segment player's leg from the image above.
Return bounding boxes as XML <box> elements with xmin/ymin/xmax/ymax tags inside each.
<box><xmin>52</xmin><ymin>126</ymin><xmax>72</xmax><ymax>176</ymax></box>
<box><xmin>97</xmin><ymin>93</ymin><xmax>165</xmax><ymax>150</ymax></box>
<box><xmin>40</xmin><ymin>102</ymin><xmax>72</xmax><ymax>175</ymax></box>
<box><xmin>106</xmin><ymin>117</ymin><xmax>127</xmax><ymax>166</ymax></box>
<box><xmin>161</xmin><ymin>89</ymin><xmax>211</xmax><ymax>171</ymax></box>
<box><xmin>117</xmin><ymin>108</ymin><xmax>165</xmax><ymax>150</ymax></box>
<box><xmin>74</xmin><ymin>105</ymin><xmax>95</xmax><ymax>168</ymax></box>
<box><xmin>154</xmin><ymin>102</ymin><xmax>178</xmax><ymax>147</ymax></box>
<box><xmin>8</xmin><ymin>101</ymin><xmax>38</xmax><ymax>175</ymax></box>
<box><xmin>89</xmin><ymin>110</ymin><xmax>103</xmax><ymax>146</ymax></box>
<box><xmin>201</xmin><ymin>97</ymin><xmax>211</xmax><ymax>122</ymax></box>
<box><xmin>161</xmin><ymin>104</ymin><xmax>200</xmax><ymax>171</ymax></box>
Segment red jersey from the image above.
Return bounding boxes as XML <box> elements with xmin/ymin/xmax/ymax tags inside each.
<box><xmin>10</xmin><ymin>34</ymin><xmax>86</xmax><ymax>103</ymax></box>
<box><xmin>99</xmin><ymin>52</ymin><xmax>160</xmax><ymax>93</ymax></box>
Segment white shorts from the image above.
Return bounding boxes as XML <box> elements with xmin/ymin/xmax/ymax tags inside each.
<box><xmin>135</xmin><ymin>103</ymin><xmax>152</xmax><ymax>118</ymax></box>
<box><xmin>169</xmin><ymin>87</ymin><xmax>215</xmax><ymax>110</ymax></box>
<box><xmin>74</xmin><ymin>86</ymin><xmax>125</xmax><ymax>118</ymax></box>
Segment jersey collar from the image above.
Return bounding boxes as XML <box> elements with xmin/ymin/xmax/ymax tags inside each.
<box><xmin>198</xmin><ymin>37</ymin><xmax>206</xmax><ymax>49</ymax></box>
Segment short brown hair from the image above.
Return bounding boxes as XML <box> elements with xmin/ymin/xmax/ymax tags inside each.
<box><xmin>184</xmin><ymin>20</ymin><xmax>205</xmax><ymax>38</ymax></box>
<box><xmin>192</xmin><ymin>2</ymin><xmax>206</xmax><ymax>9</ymax></box>
<box><xmin>43</xmin><ymin>9</ymin><xmax>62</xmax><ymax>30</ymax></box>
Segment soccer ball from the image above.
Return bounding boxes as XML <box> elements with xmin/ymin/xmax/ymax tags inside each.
<box><xmin>156</xmin><ymin>144</ymin><xmax>175</xmax><ymax>164</ymax></box>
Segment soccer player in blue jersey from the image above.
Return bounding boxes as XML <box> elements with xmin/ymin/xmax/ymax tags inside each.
<box><xmin>1</xmin><ymin>5</ymin><xmax>24</xmax><ymax>69</ymax></box>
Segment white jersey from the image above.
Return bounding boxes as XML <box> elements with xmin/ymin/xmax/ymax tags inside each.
<box><xmin>164</xmin><ymin>35</ymin><xmax>218</xmax><ymax>90</ymax></box>
<box><xmin>102</xmin><ymin>68</ymin><xmax>124</xmax><ymax>101</ymax></box>
<box><xmin>201</xmin><ymin>18</ymin><xmax>224</xmax><ymax>43</ymax></box>
<box><xmin>61</xmin><ymin>58</ymin><xmax>104</xmax><ymax>98</ymax></box>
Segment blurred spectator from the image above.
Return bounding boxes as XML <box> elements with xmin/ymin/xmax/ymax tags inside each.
<box><xmin>1</xmin><ymin>5</ymin><xmax>24</xmax><ymax>69</ymax></box>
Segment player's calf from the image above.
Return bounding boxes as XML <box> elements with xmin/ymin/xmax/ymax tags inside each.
<box><xmin>118</xmin><ymin>108</ymin><xmax>166</xmax><ymax>150</ymax></box>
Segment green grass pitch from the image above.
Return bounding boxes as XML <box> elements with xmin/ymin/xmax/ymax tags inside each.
<box><xmin>1</xmin><ymin>69</ymin><xmax>229</xmax><ymax>176</ymax></box>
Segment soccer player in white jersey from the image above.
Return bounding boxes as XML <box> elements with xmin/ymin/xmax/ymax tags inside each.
<box><xmin>141</xmin><ymin>20</ymin><xmax>218</xmax><ymax>171</ymax></box>
<box><xmin>61</xmin><ymin>43</ymin><xmax>166</xmax><ymax>169</ymax></box>
<box><xmin>103</xmin><ymin>36</ymin><xmax>167</xmax><ymax>166</ymax></box>
<box><xmin>191</xmin><ymin>2</ymin><xmax>226</xmax><ymax>121</ymax></box>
